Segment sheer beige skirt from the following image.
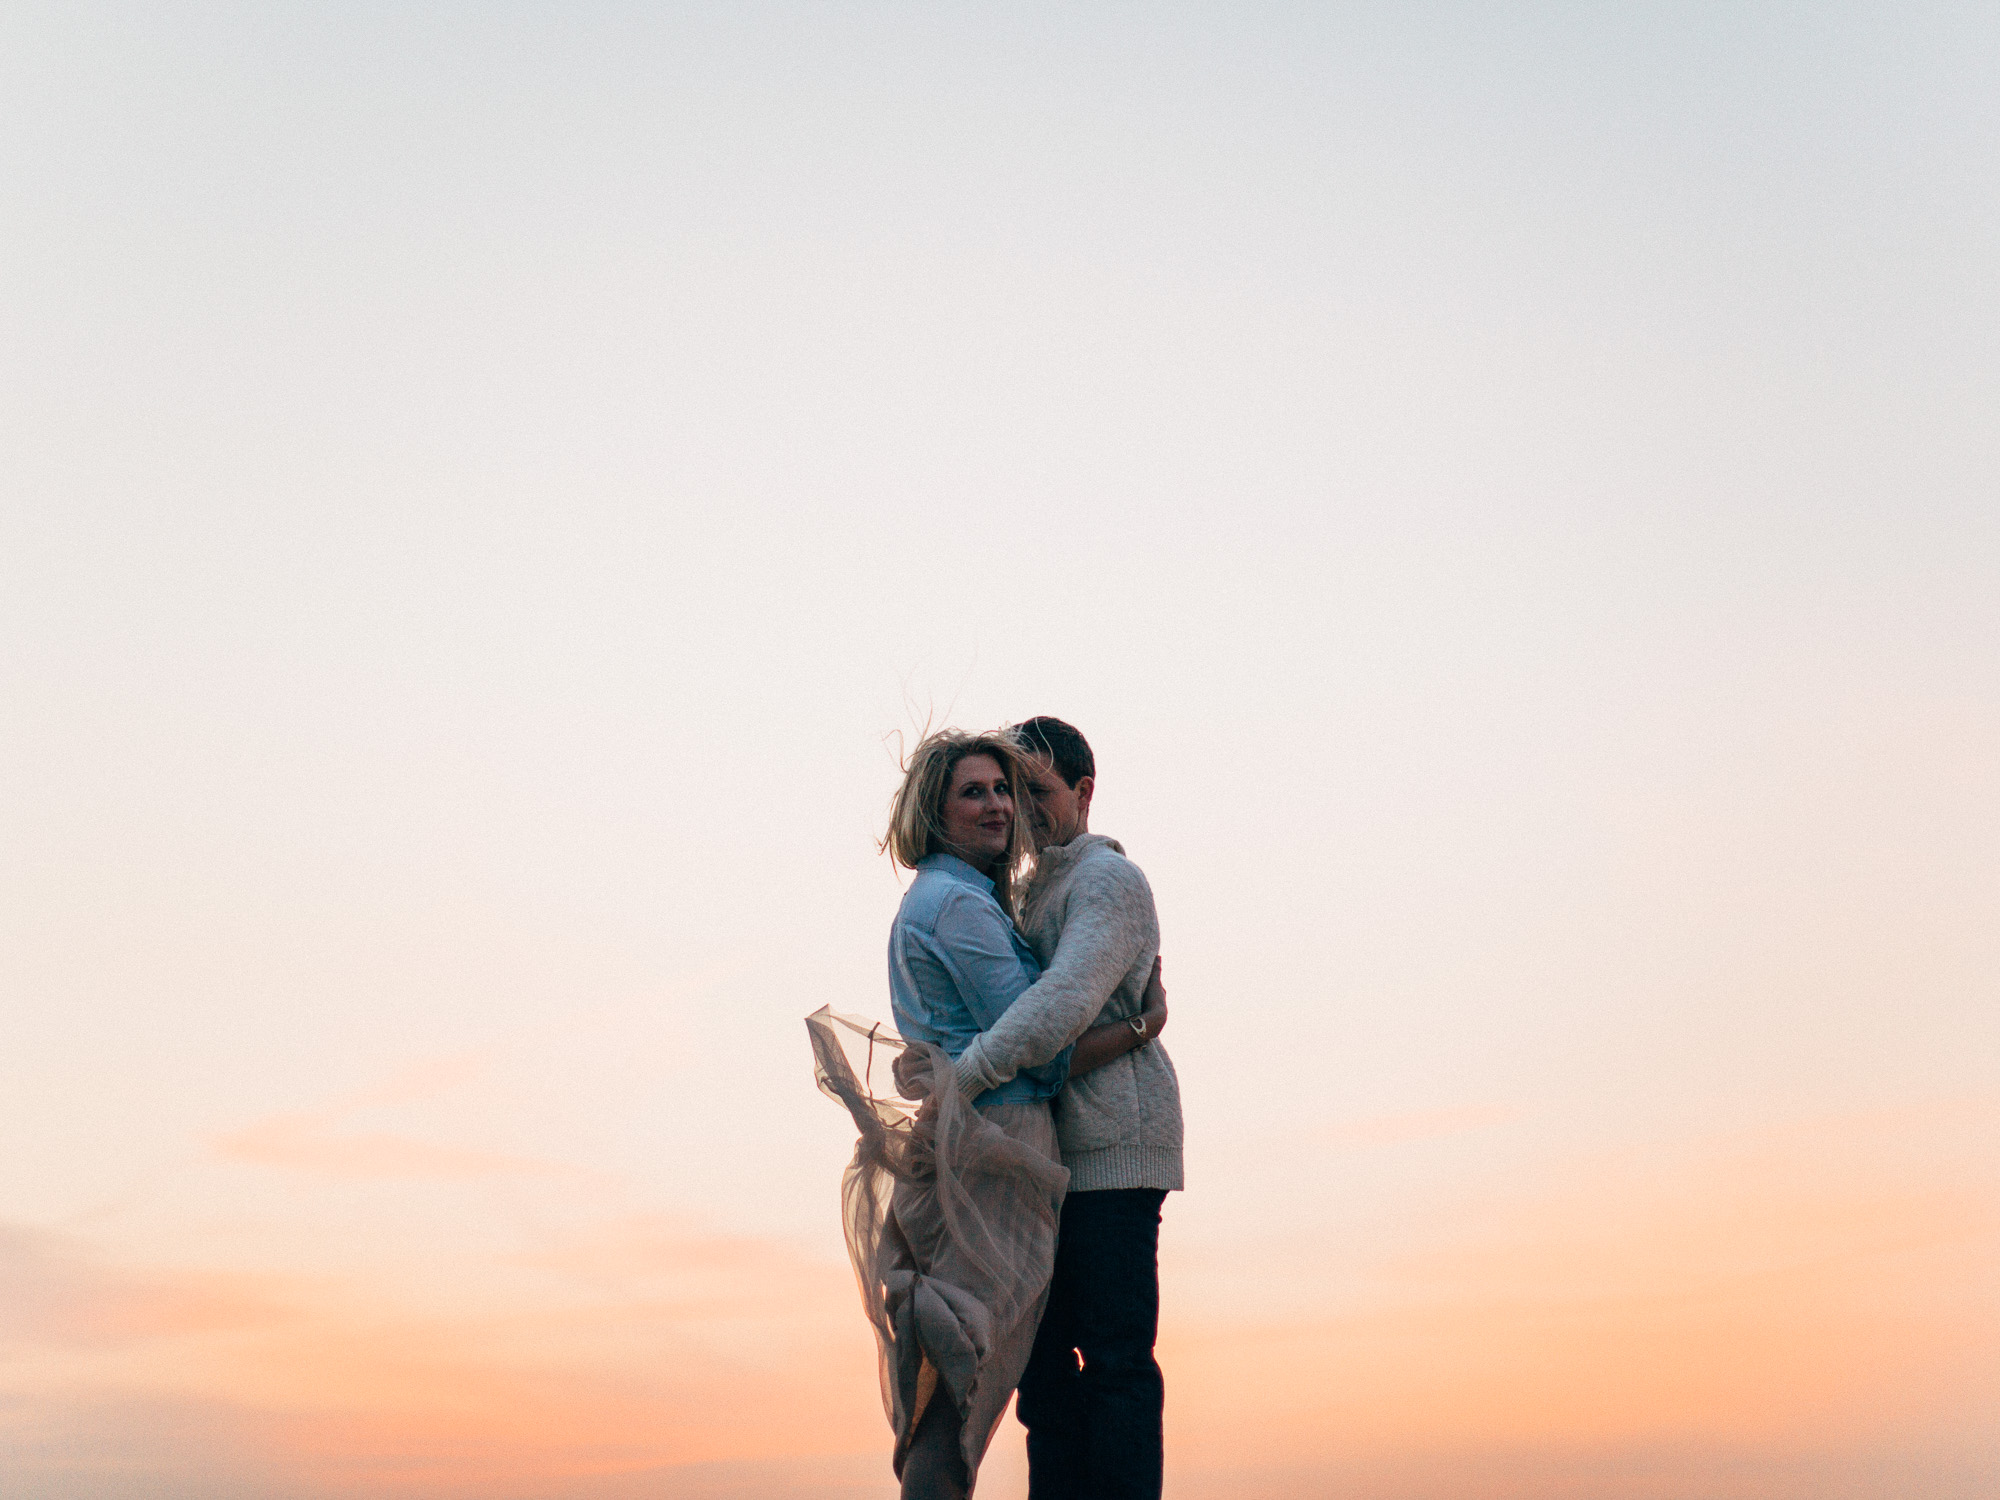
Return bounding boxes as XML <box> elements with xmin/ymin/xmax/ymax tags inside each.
<box><xmin>806</xmin><ymin>1007</ymin><xmax>1069</xmax><ymax>1492</ymax></box>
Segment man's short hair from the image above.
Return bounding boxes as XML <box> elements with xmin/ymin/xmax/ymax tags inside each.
<box><xmin>1013</xmin><ymin>716</ymin><xmax>1095</xmax><ymax>789</ymax></box>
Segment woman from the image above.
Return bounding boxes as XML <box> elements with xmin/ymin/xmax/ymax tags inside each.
<box><xmin>806</xmin><ymin>728</ymin><xmax>1163</xmax><ymax>1499</ymax></box>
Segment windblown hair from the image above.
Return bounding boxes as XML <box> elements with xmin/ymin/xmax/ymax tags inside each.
<box><xmin>1013</xmin><ymin>715</ymin><xmax>1094</xmax><ymax>789</ymax></box>
<box><xmin>883</xmin><ymin>727</ymin><xmax>1037</xmax><ymax>915</ymax></box>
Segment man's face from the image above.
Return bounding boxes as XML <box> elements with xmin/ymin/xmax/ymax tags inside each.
<box><xmin>1020</xmin><ymin>752</ymin><xmax>1093</xmax><ymax>852</ymax></box>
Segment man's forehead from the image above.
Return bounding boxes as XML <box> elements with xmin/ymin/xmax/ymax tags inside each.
<box><xmin>1020</xmin><ymin>752</ymin><xmax>1063</xmax><ymax>783</ymax></box>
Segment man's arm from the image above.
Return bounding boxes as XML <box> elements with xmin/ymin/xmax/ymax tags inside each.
<box><xmin>953</xmin><ymin>858</ymin><xmax>1155</xmax><ymax>1096</ymax></box>
<box><xmin>1068</xmin><ymin>957</ymin><xmax>1167</xmax><ymax>1077</ymax></box>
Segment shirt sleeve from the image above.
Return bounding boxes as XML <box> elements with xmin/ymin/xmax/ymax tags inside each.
<box><xmin>952</xmin><ymin>859</ymin><xmax>1154</xmax><ymax>1096</ymax></box>
<box><xmin>926</xmin><ymin>887</ymin><xmax>1039</xmax><ymax>1033</ymax></box>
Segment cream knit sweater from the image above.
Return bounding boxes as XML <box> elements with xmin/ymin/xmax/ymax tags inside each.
<box><xmin>953</xmin><ymin>834</ymin><xmax>1184</xmax><ymax>1192</ymax></box>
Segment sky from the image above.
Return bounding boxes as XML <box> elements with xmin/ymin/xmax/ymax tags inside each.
<box><xmin>3</xmin><ymin>2</ymin><xmax>1997</xmax><ymax>1496</ymax></box>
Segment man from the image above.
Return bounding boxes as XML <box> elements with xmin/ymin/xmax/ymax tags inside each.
<box><xmin>950</xmin><ymin>716</ymin><xmax>1184</xmax><ymax>1500</ymax></box>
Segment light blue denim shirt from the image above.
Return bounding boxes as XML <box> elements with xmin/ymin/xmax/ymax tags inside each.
<box><xmin>888</xmin><ymin>853</ymin><xmax>1072</xmax><ymax>1109</ymax></box>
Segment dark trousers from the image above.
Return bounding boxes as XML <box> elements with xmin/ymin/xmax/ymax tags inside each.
<box><xmin>1016</xmin><ymin>1187</ymin><xmax>1167</xmax><ymax>1500</ymax></box>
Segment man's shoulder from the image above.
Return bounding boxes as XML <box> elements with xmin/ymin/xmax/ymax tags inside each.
<box><xmin>1062</xmin><ymin>835</ymin><xmax>1156</xmax><ymax>907</ymax></box>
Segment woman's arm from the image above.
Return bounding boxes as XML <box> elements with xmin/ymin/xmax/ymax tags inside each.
<box><xmin>1068</xmin><ymin>958</ymin><xmax>1168</xmax><ymax>1079</ymax></box>
<box><xmin>927</xmin><ymin>889</ymin><xmax>1040</xmax><ymax>1030</ymax></box>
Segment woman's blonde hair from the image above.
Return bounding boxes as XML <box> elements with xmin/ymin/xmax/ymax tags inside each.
<box><xmin>883</xmin><ymin>727</ymin><xmax>1038</xmax><ymax>914</ymax></box>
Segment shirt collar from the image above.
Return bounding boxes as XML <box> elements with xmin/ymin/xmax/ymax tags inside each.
<box><xmin>920</xmin><ymin>851</ymin><xmax>998</xmax><ymax>894</ymax></box>
<box><xmin>1033</xmin><ymin>831</ymin><xmax>1125</xmax><ymax>872</ymax></box>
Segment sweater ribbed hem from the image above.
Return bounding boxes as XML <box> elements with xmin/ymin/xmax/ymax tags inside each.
<box><xmin>1061</xmin><ymin>1143</ymin><xmax>1184</xmax><ymax>1193</ymax></box>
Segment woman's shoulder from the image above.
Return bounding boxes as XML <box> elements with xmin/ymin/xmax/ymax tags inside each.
<box><xmin>894</xmin><ymin>862</ymin><xmax>983</xmax><ymax>932</ymax></box>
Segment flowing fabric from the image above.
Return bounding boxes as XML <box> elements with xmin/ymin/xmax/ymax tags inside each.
<box><xmin>806</xmin><ymin>1005</ymin><xmax>1069</xmax><ymax>1489</ymax></box>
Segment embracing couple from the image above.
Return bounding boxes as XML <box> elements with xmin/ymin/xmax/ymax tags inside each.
<box><xmin>806</xmin><ymin>717</ymin><xmax>1183</xmax><ymax>1500</ymax></box>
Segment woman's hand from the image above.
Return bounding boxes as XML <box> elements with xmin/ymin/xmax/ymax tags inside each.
<box><xmin>1138</xmin><ymin>954</ymin><xmax>1168</xmax><ymax>1040</ymax></box>
<box><xmin>891</xmin><ymin>1046</ymin><xmax>933</xmax><ymax>1102</ymax></box>
<box><xmin>891</xmin><ymin>1046</ymin><xmax>944</xmax><ymax>1136</ymax></box>
<box><xmin>1068</xmin><ymin>956</ymin><xmax>1170</xmax><ymax>1079</ymax></box>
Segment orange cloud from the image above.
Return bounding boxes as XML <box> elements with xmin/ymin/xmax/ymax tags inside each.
<box><xmin>1</xmin><ymin>1214</ymin><xmax>887</xmax><ymax>1497</ymax></box>
<box><xmin>1315</xmin><ymin>1102</ymin><xmax>1522</xmax><ymax>1150</ymax></box>
<box><xmin>209</xmin><ymin>1230</ymin><xmax>882</xmax><ymax>1495</ymax></box>
<box><xmin>0</xmin><ymin>1222</ymin><xmax>289</xmax><ymax>1350</ymax></box>
<box><xmin>210</xmin><ymin>1054</ymin><xmax>583</xmax><ymax>1180</ymax></box>
<box><xmin>0</xmin><ymin>1387</ymin><xmax>890</xmax><ymax>1500</ymax></box>
<box><xmin>214</xmin><ymin>1112</ymin><xmax>575</xmax><ymax>1180</ymax></box>
<box><xmin>346</xmin><ymin>1053</ymin><xmax>497</xmax><ymax>1111</ymax></box>
<box><xmin>1162</xmin><ymin>1104</ymin><xmax>2000</xmax><ymax>1489</ymax></box>
<box><xmin>14</xmin><ymin>1106</ymin><xmax>1997</xmax><ymax>1500</ymax></box>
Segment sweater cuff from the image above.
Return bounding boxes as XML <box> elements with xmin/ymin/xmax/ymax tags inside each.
<box><xmin>951</xmin><ymin>1044</ymin><xmax>992</xmax><ymax>1099</ymax></box>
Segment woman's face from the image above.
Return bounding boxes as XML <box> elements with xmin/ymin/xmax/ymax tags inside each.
<box><xmin>939</xmin><ymin>753</ymin><xmax>1014</xmax><ymax>872</ymax></box>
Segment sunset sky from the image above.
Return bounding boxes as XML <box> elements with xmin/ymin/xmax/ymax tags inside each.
<box><xmin>4</xmin><ymin>4</ymin><xmax>1997</xmax><ymax>1497</ymax></box>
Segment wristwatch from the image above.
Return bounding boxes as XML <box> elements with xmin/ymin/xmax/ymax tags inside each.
<box><xmin>1127</xmin><ymin>1014</ymin><xmax>1150</xmax><ymax>1043</ymax></box>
